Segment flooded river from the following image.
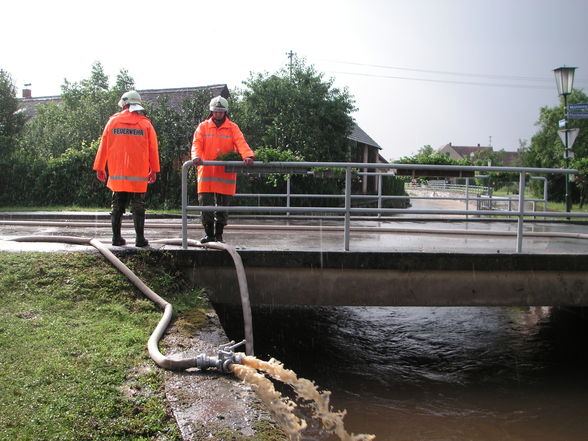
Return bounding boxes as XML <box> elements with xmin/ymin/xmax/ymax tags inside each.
<box><xmin>216</xmin><ymin>305</ymin><xmax>588</xmax><ymax>441</ymax></box>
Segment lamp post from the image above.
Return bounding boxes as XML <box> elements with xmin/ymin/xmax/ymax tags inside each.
<box><xmin>553</xmin><ymin>66</ymin><xmax>576</xmax><ymax>214</ymax></box>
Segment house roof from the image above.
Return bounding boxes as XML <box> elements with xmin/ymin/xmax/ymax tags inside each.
<box><xmin>18</xmin><ymin>95</ymin><xmax>62</xmax><ymax>117</ymax></box>
<box><xmin>138</xmin><ymin>84</ymin><xmax>230</xmax><ymax>108</ymax></box>
<box><xmin>502</xmin><ymin>151</ymin><xmax>520</xmax><ymax>166</ymax></box>
<box><xmin>441</xmin><ymin>144</ymin><xmax>492</xmax><ymax>158</ymax></box>
<box><xmin>349</xmin><ymin>123</ymin><xmax>381</xmax><ymax>149</ymax></box>
<box><xmin>440</xmin><ymin>143</ymin><xmax>520</xmax><ymax>165</ymax></box>
<box><xmin>18</xmin><ymin>84</ymin><xmax>230</xmax><ymax>117</ymax></box>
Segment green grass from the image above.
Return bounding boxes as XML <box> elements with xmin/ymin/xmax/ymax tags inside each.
<box><xmin>0</xmin><ymin>205</ymin><xmax>183</xmax><ymax>215</ymax></box>
<box><xmin>0</xmin><ymin>251</ymin><xmax>208</xmax><ymax>440</ymax></box>
<box><xmin>0</xmin><ymin>205</ymin><xmax>106</xmax><ymax>212</ymax></box>
<box><xmin>544</xmin><ymin>200</ymin><xmax>588</xmax><ymax>213</ymax></box>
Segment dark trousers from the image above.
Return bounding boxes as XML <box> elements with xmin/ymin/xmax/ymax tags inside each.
<box><xmin>198</xmin><ymin>192</ymin><xmax>231</xmax><ymax>226</ymax></box>
<box><xmin>111</xmin><ymin>192</ymin><xmax>146</xmax><ymax>216</ymax></box>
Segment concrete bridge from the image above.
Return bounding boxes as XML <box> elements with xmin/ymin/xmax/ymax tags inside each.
<box><xmin>2</xmin><ymin>212</ymin><xmax>588</xmax><ymax>307</ymax></box>
<box><xmin>172</xmin><ymin>248</ymin><xmax>588</xmax><ymax>307</ymax></box>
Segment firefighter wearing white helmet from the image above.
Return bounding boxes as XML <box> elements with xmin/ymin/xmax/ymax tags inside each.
<box><xmin>191</xmin><ymin>95</ymin><xmax>254</xmax><ymax>243</ymax></box>
<box><xmin>209</xmin><ymin>96</ymin><xmax>229</xmax><ymax>112</ymax></box>
<box><xmin>93</xmin><ymin>90</ymin><xmax>159</xmax><ymax>247</ymax></box>
<box><xmin>118</xmin><ymin>90</ymin><xmax>143</xmax><ymax>107</ymax></box>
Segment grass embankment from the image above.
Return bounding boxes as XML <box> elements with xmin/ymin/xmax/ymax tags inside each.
<box><xmin>0</xmin><ymin>251</ymin><xmax>207</xmax><ymax>440</ymax></box>
<box><xmin>0</xmin><ymin>206</ymin><xmax>182</xmax><ymax>215</ymax></box>
<box><xmin>491</xmin><ymin>190</ymin><xmax>588</xmax><ymax>214</ymax></box>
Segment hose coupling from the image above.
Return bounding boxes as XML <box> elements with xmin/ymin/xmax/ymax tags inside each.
<box><xmin>195</xmin><ymin>340</ymin><xmax>247</xmax><ymax>373</ymax></box>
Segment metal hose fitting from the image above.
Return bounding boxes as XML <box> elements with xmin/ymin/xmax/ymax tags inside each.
<box><xmin>196</xmin><ymin>340</ymin><xmax>246</xmax><ymax>372</ymax></box>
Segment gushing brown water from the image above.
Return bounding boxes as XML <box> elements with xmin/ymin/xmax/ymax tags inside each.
<box><xmin>231</xmin><ymin>356</ymin><xmax>375</xmax><ymax>441</ymax></box>
<box><xmin>231</xmin><ymin>363</ymin><xmax>308</xmax><ymax>440</ymax></box>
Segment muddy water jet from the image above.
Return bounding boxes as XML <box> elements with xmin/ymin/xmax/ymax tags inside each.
<box><xmin>231</xmin><ymin>363</ymin><xmax>308</xmax><ymax>440</ymax></box>
<box><xmin>232</xmin><ymin>356</ymin><xmax>375</xmax><ymax>441</ymax></box>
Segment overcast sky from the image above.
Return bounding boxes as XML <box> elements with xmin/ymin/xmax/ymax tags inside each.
<box><xmin>3</xmin><ymin>0</ymin><xmax>588</xmax><ymax>160</ymax></box>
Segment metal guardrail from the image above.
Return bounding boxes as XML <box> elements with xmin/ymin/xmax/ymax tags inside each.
<box><xmin>181</xmin><ymin>161</ymin><xmax>583</xmax><ymax>252</ymax></box>
<box><xmin>405</xmin><ymin>183</ymin><xmax>549</xmax><ymax>218</ymax></box>
<box><xmin>407</xmin><ymin>182</ymin><xmax>488</xmax><ymax>193</ymax></box>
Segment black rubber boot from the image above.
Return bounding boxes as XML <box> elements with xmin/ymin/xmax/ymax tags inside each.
<box><xmin>215</xmin><ymin>222</ymin><xmax>225</xmax><ymax>242</ymax></box>
<box><xmin>133</xmin><ymin>211</ymin><xmax>149</xmax><ymax>247</ymax></box>
<box><xmin>111</xmin><ymin>211</ymin><xmax>126</xmax><ymax>246</ymax></box>
<box><xmin>200</xmin><ymin>223</ymin><xmax>215</xmax><ymax>243</ymax></box>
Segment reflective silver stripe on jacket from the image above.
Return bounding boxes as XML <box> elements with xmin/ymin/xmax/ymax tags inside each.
<box><xmin>198</xmin><ymin>177</ymin><xmax>236</xmax><ymax>185</ymax></box>
<box><xmin>202</xmin><ymin>134</ymin><xmax>232</xmax><ymax>139</ymax></box>
<box><xmin>109</xmin><ymin>175</ymin><xmax>149</xmax><ymax>182</ymax></box>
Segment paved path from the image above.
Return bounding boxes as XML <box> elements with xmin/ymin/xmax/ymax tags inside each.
<box><xmin>1</xmin><ymin>211</ymin><xmax>588</xmax><ymax>254</ymax></box>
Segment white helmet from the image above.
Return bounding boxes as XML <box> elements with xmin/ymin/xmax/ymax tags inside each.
<box><xmin>209</xmin><ymin>96</ymin><xmax>229</xmax><ymax>112</ymax></box>
<box><xmin>118</xmin><ymin>90</ymin><xmax>142</xmax><ymax>108</ymax></box>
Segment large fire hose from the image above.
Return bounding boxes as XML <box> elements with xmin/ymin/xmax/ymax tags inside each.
<box><xmin>8</xmin><ymin>235</ymin><xmax>252</xmax><ymax>371</ymax></box>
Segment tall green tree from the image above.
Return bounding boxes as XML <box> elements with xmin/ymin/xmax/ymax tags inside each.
<box><xmin>4</xmin><ymin>63</ymin><xmax>136</xmax><ymax>206</ymax></box>
<box><xmin>526</xmin><ymin>89</ymin><xmax>588</xmax><ymax>202</ymax></box>
<box><xmin>232</xmin><ymin>56</ymin><xmax>356</xmax><ymax>162</ymax></box>
<box><xmin>0</xmin><ymin>69</ymin><xmax>28</xmax><ymax>204</ymax></box>
<box><xmin>0</xmin><ymin>69</ymin><xmax>26</xmax><ymax>158</ymax></box>
<box><xmin>417</xmin><ymin>145</ymin><xmax>434</xmax><ymax>156</ymax></box>
<box><xmin>19</xmin><ymin>61</ymin><xmax>133</xmax><ymax>159</ymax></box>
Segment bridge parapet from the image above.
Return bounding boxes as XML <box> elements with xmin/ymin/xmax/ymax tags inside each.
<box><xmin>170</xmin><ymin>249</ymin><xmax>588</xmax><ymax>307</ymax></box>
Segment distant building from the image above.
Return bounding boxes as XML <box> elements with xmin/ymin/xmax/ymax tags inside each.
<box><xmin>438</xmin><ymin>143</ymin><xmax>493</xmax><ymax>161</ymax></box>
<box><xmin>348</xmin><ymin>124</ymin><xmax>388</xmax><ymax>193</ymax></box>
<box><xmin>18</xmin><ymin>84</ymin><xmax>230</xmax><ymax>118</ymax></box>
<box><xmin>501</xmin><ymin>151</ymin><xmax>521</xmax><ymax>167</ymax></box>
<box><xmin>18</xmin><ymin>87</ymin><xmax>61</xmax><ymax>117</ymax></box>
<box><xmin>138</xmin><ymin>85</ymin><xmax>230</xmax><ymax>108</ymax></box>
<box><xmin>438</xmin><ymin>142</ymin><xmax>520</xmax><ymax>166</ymax></box>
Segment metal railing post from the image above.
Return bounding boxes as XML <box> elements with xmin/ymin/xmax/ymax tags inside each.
<box><xmin>286</xmin><ymin>177</ymin><xmax>291</xmax><ymax>217</ymax></box>
<box><xmin>181</xmin><ymin>161</ymin><xmax>191</xmax><ymax>249</ymax></box>
<box><xmin>377</xmin><ymin>173</ymin><xmax>383</xmax><ymax>219</ymax></box>
<box><xmin>530</xmin><ymin>176</ymin><xmax>549</xmax><ymax>219</ymax></box>
<box><xmin>344</xmin><ymin>167</ymin><xmax>352</xmax><ymax>251</ymax></box>
<box><xmin>516</xmin><ymin>172</ymin><xmax>526</xmax><ymax>253</ymax></box>
<box><xmin>543</xmin><ymin>177</ymin><xmax>549</xmax><ymax>212</ymax></box>
<box><xmin>465</xmin><ymin>178</ymin><xmax>470</xmax><ymax>220</ymax></box>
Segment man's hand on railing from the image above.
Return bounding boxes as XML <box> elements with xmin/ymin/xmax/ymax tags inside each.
<box><xmin>192</xmin><ymin>157</ymin><xmax>203</xmax><ymax>166</ymax></box>
<box><xmin>243</xmin><ymin>157</ymin><xmax>254</xmax><ymax>166</ymax></box>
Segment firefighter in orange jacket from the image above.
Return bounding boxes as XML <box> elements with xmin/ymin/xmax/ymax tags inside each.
<box><xmin>191</xmin><ymin>96</ymin><xmax>254</xmax><ymax>243</ymax></box>
<box><xmin>93</xmin><ymin>90</ymin><xmax>160</xmax><ymax>247</ymax></box>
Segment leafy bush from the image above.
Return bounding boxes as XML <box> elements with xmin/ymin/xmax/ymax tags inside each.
<box><xmin>395</xmin><ymin>153</ymin><xmax>470</xmax><ymax>166</ymax></box>
<box><xmin>36</xmin><ymin>141</ymin><xmax>110</xmax><ymax>207</ymax></box>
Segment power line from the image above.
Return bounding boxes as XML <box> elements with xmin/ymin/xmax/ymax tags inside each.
<box><xmin>320</xmin><ymin>59</ymin><xmax>553</xmax><ymax>82</ymax></box>
<box><xmin>319</xmin><ymin>58</ymin><xmax>588</xmax><ymax>88</ymax></box>
<box><xmin>327</xmin><ymin>70</ymin><xmax>556</xmax><ymax>90</ymax></box>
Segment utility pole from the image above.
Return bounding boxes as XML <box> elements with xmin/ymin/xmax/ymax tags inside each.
<box><xmin>286</xmin><ymin>50</ymin><xmax>295</xmax><ymax>77</ymax></box>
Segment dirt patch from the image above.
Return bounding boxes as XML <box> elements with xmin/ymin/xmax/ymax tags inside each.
<box><xmin>161</xmin><ymin>310</ymin><xmax>285</xmax><ymax>441</ymax></box>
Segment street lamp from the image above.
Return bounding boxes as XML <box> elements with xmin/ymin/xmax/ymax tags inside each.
<box><xmin>553</xmin><ymin>66</ymin><xmax>576</xmax><ymax>214</ymax></box>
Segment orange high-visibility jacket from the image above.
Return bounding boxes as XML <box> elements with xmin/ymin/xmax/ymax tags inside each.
<box><xmin>191</xmin><ymin>116</ymin><xmax>254</xmax><ymax>195</ymax></box>
<box><xmin>93</xmin><ymin>109</ymin><xmax>160</xmax><ymax>193</ymax></box>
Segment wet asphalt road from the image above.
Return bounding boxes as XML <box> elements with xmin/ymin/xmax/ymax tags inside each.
<box><xmin>1</xmin><ymin>210</ymin><xmax>588</xmax><ymax>254</ymax></box>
